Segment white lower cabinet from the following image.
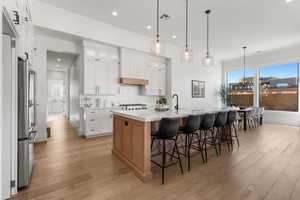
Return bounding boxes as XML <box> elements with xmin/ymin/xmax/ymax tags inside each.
<box><xmin>84</xmin><ymin>109</ymin><xmax>113</xmax><ymax>138</ymax></box>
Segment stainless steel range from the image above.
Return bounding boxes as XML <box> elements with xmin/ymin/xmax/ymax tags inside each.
<box><xmin>119</xmin><ymin>104</ymin><xmax>148</xmax><ymax>111</ymax></box>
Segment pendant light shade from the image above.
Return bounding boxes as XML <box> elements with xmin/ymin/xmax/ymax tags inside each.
<box><xmin>181</xmin><ymin>0</ymin><xmax>193</xmax><ymax>62</ymax></box>
<box><xmin>202</xmin><ymin>9</ymin><xmax>215</xmax><ymax>67</ymax></box>
<box><xmin>151</xmin><ymin>0</ymin><xmax>165</xmax><ymax>55</ymax></box>
<box><xmin>151</xmin><ymin>39</ymin><xmax>165</xmax><ymax>55</ymax></box>
<box><xmin>182</xmin><ymin>47</ymin><xmax>193</xmax><ymax>62</ymax></box>
<box><xmin>240</xmin><ymin>46</ymin><xmax>253</xmax><ymax>89</ymax></box>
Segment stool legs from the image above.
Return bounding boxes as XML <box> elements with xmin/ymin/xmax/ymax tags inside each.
<box><xmin>173</xmin><ymin>139</ymin><xmax>184</xmax><ymax>175</ymax></box>
<box><xmin>151</xmin><ymin>138</ymin><xmax>183</xmax><ymax>185</ymax></box>
<box><xmin>233</xmin><ymin>123</ymin><xmax>240</xmax><ymax>147</ymax></box>
<box><xmin>161</xmin><ymin>140</ymin><xmax>166</xmax><ymax>184</ymax></box>
<box><xmin>196</xmin><ymin>131</ymin><xmax>205</xmax><ymax>164</ymax></box>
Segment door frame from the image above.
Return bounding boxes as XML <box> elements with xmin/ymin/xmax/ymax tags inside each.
<box><xmin>2</xmin><ymin>7</ymin><xmax>19</xmax><ymax>198</ymax></box>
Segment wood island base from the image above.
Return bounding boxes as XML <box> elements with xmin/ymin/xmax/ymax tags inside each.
<box><xmin>112</xmin><ymin>115</ymin><xmax>153</xmax><ymax>182</ymax></box>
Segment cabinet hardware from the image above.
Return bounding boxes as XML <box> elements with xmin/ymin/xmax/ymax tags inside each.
<box><xmin>90</xmin><ymin>111</ymin><xmax>95</xmax><ymax>114</ymax></box>
<box><xmin>11</xmin><ymin>180</ymin><xmax>16</xmax><ymax>188</ymax></box>
<box><xmin>12</xmin><ymin>11</ymin><xmax>20</xmax><ymax>25</ymax></box>
<box><xmin>90</xmin><ymin>119</ymin><xmax>95</xmax><ymax>122</ymax></box>
<box><xmin>90</xmin><ymin>129</ymin><xmax>95</xmax><ymax>131</ymax></box>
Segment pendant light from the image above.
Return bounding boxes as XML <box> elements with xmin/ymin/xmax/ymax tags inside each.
<box><xmin>151</xmin><ymin>0</ymin><xmax>165</xmax><ymax>55</ymax></box>
<box><xmin>181</xmin><ymin>0</ymin><xmax>193</xmax><ymax>62</ymax></box>
<box><xmin>240</xmin><ymin>46</ymin><xmax>253</xmax><ymax>89</ymax></box>
<box><xmin>202</xmin><ymin>10</ymin><xmax>215</xmax><ymax>66</ymax></box>
<box><xmin>242</xmin><ymin>47</ymin><xmax>247</xmax><ymax>88</ymax></box>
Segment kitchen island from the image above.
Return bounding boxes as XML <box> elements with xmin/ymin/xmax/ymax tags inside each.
<box><xmin>112</xmin><ymin>108</ymin><xmax>221</xmax><ymax>181</ymax></box>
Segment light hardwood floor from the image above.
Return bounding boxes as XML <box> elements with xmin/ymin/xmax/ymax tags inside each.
<box><xmin>13</xmin><ymin>116</ymin><xmax>300</xmax><ymax>200</ymax></box>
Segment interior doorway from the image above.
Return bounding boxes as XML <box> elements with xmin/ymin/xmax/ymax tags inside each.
<box><xmin>46</xmin><ymin>51</ymin><xmax>77</xmax><ymax>122</ymax></box>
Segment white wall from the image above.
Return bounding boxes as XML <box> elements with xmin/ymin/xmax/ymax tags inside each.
<box><xmin>32</xmin><ymin>0</ymin><xmax>222</xmax><ymax>113</ymax></box>
<box><xmin>222</xmin><ymin>43</ymin><xmax>300</xmax><ymax>126</ymax></box>
<box><xmin>47</xmin><ymin>70</ymin><xmax>66</xmax><ymax>80</ymax></box>
<box><xmin>0</xmin><ymin>2</ymin><xmax>3</xmax><ymax>199</ymax></box>
<box><xmin>69</xmin><ymin>56</ymin><xmax>81</xmax><ymax>128</ymax></box>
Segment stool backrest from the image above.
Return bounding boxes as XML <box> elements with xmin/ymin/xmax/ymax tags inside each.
<box><xmin>200</xmin><ymin>113</ymin><xmax>216</xmax><ymax>130</ymax></box>
<box><xmin>214</xmin><ymin>111</ymin><xmax>228</xmax><ymax>127</ymax></box>
<box><xmin>185</xmin><ymin>115</ymin><xmax>201</xmax><ymax>133</ymax></box>
<box><xmin>227</xmin><ymin>111</ymin><xmax>237</xmax><ymax>124</ymax></box>
<box><xmin>157</xmin><ymin>118</ymin><xmax>179</xmax><ymax>139</ymax></box>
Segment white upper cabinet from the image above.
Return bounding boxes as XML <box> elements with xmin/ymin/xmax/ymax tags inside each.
<box><xmin>120</xmin><ymin>48</ymin><xmax>167</xmax><ymax>96</ymax></box>
<box><xmin>120</xmin><ymin>48</ymin><xmax>147</xmax><ymax>79</ymax></box>
<box><xmin>142</xmin><ymin>63</ymin><xmax>166</xmax><ymax>96</ymax></box>
<box><xmin>83</xmin><ymin>41</ymin><xmax>119</xmax><ymax>96</ymax></box>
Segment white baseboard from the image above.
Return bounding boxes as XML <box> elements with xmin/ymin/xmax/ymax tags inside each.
<box><xmin>85</xmin><ymin>132</ymin><xmax>112</xmax><ymax>139</ymax></box>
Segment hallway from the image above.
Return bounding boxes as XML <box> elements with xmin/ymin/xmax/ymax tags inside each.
<box><xmin>14</xmin><ymin>117</ymin><xmax>300</xmax><ymax>200</ymax></box>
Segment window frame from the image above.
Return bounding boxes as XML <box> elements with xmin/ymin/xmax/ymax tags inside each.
<box><xmin>225</xmin><ymin>60</ymin><xmax>300</xmax><ymax>112</ymax></box>
<box><xmin>227</xmin><ymin>68</ymin><xmax>256</xmax><ymax>107</ymax></box>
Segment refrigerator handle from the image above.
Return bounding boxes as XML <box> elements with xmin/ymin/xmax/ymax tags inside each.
<box><xmin>28</xmin><ymin>130</ymin><xmax>37</xmax><ymax>143</ymax></box>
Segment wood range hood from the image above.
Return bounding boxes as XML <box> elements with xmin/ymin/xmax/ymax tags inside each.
<box><xmin>119</xmin><ymin>77</ymin><xmax>149</xmax><ymax>86</ymax></box>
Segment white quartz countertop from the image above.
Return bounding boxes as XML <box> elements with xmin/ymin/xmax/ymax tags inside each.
<box><xmin>112</xmin><ymin>108</ymin><xmax>229</xmax><ymax>122</ymax></box>
<box><xmin>82</xmin><ymin>106</ymin><xmax>120</xmax><ymax>111</ymax></box>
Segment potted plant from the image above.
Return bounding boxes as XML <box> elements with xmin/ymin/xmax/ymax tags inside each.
<box><xmin>217</xmin><ymin>84</ymin><xmax>232</xmax><ymax>107</ymax></box>
<box><xmin>155</xmin><ymin>97</ymin><xmax>169</xmax><ymax>111</ymax></box>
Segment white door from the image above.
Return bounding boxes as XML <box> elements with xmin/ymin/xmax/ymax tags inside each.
<box><xmin>48</xmin><ymin>80</ymin><xmax>66</xmax><ymax>115</ymax></box>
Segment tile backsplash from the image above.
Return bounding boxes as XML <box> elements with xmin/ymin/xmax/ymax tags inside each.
<box><xmin>81</xmin><ymin>85</ymin><xmax>160</xmax><ymax>108</ymax></box>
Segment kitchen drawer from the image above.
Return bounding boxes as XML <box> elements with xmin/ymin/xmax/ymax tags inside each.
<box><xmin>86</xmin><ymin>110</ymin><xmax>101</xmax><ymax>115</ymax></box>
<box><xmin>85</xmin><ymin>117</ymin><xmax>100</xmax><ymax>124</ymax></box>
<box><xmin>85</xmin><ymin>127</ymin><xmax>101</xmax><ymax>135</ymax></box>
<box><xmin>85</xmin><ymin>120</ymin><xmax>102</xmax><ymax>130</ymax></box>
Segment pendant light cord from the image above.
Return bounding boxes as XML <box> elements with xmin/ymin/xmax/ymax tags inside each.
<box><xmin>205</xmin><ymin>10</ymin><xmax>211</xmax><ymax>57</ymax></box>
<box><xmin>243</xmin><ymin>46</ymin><xmax>247</xmax><ymax>85</ymax></box>
<box><xmin>156</xmin><ymin>0</ymin><xmax>159</xmax><ymax>40</ymax></box>
<box><xmin>185</xmin><ymin>0</ymin><xmax>188</xmax><ymax>49</ymax></box>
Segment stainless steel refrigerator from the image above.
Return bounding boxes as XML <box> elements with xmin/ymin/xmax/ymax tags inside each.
<box><xmin>18</xmin><ymin>57</ymin><xmax>37</xmax><ymax>188</ymax></box>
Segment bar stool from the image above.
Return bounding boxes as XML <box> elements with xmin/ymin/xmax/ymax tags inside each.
<box><xmin>227</xmin><ymin>110</ymin><xmax>240</xmax><ymax>150</ymax></box>
<box><xmin>174</xmin><ymin>115</ymin><xmax>204</xmax><ymax>171</ymax></box>
<box><xmin>151</xmin><ymin>118</ymin><xmax>183</xmax><ymax>184</ymax></box>
<box><xmin>200</xmin><ymin>113</ymin><xmax>217</xmax><ymax>163</ymax></box>
<box><xmin>214</xmin><ymin>111</ymin><xmax>229</xmax><ymax>155</ymax></box>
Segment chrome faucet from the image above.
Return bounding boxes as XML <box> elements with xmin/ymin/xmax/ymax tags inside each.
<box><xmin>172</xmin><ymin>93</ymin><xmax>179</xmax><ymax>110</ymax></box>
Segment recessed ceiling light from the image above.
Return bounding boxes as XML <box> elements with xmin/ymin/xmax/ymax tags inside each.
<box><xmin>112</xmin><ymin>11</ymin><xmax>118</xmax><ymax>16</ymax></box>
<box><xmin>57</xmin><ymin>58</ymin><xmax>62</xmax><ymax>62</ymax></box>
<box><xmin>286</xmin><ymin>0</ymin><xmax>294</xmax><ymax>3</ymax></box>
<box><xmin>146</xmin><ymin>25</ymin><xmax>152</xmax><ymax>29</ymax></box>
<box><xmin>172</xmin><ymin>35</ymin><xmax>177</xmax><ymax>39</ymax></box>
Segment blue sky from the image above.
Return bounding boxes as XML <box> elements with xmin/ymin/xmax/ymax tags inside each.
<box><xmin>228</xmin><ymin>62</ymin><xmax>299</xmax><ymax>83</ymax></box>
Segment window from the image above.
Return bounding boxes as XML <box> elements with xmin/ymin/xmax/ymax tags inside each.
<box><xmin>228</xmin><ymin>69</ymin><xmax>254</xmax><ymax>107</ymax></box>
<box><xmin>260</xmin><ymin>62</ymin><xmax>299</xmax><ymax>112</ymax></box>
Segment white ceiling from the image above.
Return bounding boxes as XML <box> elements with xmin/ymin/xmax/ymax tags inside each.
<box><xmin>38</xmin><ymin>0</ymin><xmax>300</xmax><ymax>59</ymax></box>
<box><xmin>47</xmin><ymin>51</ymin><xmax>77</xmax><ymax>71</ymax></box>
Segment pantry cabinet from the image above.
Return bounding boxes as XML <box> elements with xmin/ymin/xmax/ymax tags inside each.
<box><xmin>83</xmin><ymin>42</ymin><xmax>119</xmax><ymax>95</ymax></box>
